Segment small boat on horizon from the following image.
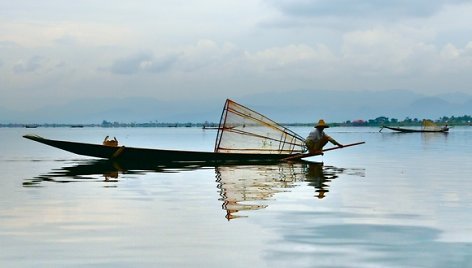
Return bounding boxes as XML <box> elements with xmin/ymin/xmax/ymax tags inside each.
<box><xmin>24</xmin><ymin>124</ymin><xmax>39</xmax><ymax>128</ymax></box>
<box><xmin>380</xmin><ymin>120</ymin><xmax>449</xmax><ymax>133</ymax></box>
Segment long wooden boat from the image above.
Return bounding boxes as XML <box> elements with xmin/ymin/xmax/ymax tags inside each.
<box><xmin>23</xmin><ymin>134</ymin><xmax>294</xmax><ymax>164</ymax></box>
<box><xmin>380</xmin><ymin>126</ymin><xmax>449</xmax><ymax>133</ymax></box>
<box><xmin>23</xmin><ymin>99</ymin><xmax>364</xmax><ymax>164</ymax></box>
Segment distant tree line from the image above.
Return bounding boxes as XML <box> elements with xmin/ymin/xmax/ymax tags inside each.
<box><xmin>0</xmin><ymin>121</ymin><xmax>218</xmax><ymax>128</ymax></box>
<box><xmin>1</xmin><ymin>116</ymin><xmax>471</xmax><ymax>128</ymax></box>
<box><xmin>338</xmin><ymin>115</ymin><xmax>472</xmax><ymax>127</ymax></box>
<box><xmin>100</xmin><ymin>120</ymin><xmax>217</xmax><ymax>128</ymax></box>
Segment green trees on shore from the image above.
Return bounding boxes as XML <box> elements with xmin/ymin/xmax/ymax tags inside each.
<box><xmin>2</xmin><ymin>115</ymin><xmax>471</xmax><ymax>128</ymax></box>
<box><xmin>340</xmin><ymin>115</ymin><xmax>472</xmax><ymax>127</ymax></box>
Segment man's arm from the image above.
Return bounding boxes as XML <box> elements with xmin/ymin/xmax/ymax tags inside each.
<box><xmin>328</xmin><ymin>135</ymin><xmax>343</xmax><ymax>147</ymax></box>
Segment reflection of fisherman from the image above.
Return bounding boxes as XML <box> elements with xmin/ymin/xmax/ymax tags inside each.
<box><xmin>304</xmin><ymin>163</ymin><xmax>331</xmax><ymax>199</ymax></box>
<box><xmin>103</xmin><ymin>171</ymin><xmax>119</xmax><ymax>181</ymax></box>
<box><xmin>305</xmin><ymin>120</ymin><xmax>343</xmax><ymax>154</ymax></box>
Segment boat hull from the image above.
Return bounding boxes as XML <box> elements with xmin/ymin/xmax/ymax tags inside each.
<box><xmin>23</xmin><ymin>135</ymin><xmax>295</xmax><ymax>164</ymax></box>
<box><xmin>381</xmin><ymin>126</ymin><xmax>449</xmax><ymax>133</ymax></box>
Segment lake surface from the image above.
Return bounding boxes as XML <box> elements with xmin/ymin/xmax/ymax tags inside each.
<box><xmin>1</xmin><ymin>126</ymin><xmax>471</xmax><ymax>267</ymax></box>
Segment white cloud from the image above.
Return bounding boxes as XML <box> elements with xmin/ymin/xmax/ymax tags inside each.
<box><xmin>440</xmin><ymin>44</ymin><xmax>461</xmax><ymax>59</ymax></box>
<box><xmin>0</xmin><ymin>20</ymin><xmax>132</xmax><ymax>48</ymax></box>
<box><xmin>13</xmin><ymin>56</ymin><xmax>44</xmax><ymax>73</ymax></box>
<box><xmin>110</xmin><ymin>52</ymin><xmax>179</xmax><ymax>75</ymax></box>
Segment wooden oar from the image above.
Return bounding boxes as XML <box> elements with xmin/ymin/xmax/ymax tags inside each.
<box><xmin>283</xmin><ymin>141</ymin><xmax>365</xmax><ymax>161</ymax></box>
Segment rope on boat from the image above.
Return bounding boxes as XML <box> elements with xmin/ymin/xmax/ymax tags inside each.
<box><xmin>111</xmin><ymin>146</ymin><xmax>125</xmax><ymax>158</ymax></box>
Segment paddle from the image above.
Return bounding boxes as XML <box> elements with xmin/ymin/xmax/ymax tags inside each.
<box><xmin>283</xmin><ymin>141</ymin><xmax>366</xmax><ymax>161</ymax></box>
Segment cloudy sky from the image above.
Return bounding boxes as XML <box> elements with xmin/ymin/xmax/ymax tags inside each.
<box><xmin>1</xmin><ymin>0</ymin><xmax>472</xmax><ymax>111</ymax></box>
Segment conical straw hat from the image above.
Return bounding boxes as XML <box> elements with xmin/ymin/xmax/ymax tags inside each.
<box><xmin>315</xmin><ymin>119</ymin><xmax>329</xmax><ymax>128</ymax></box>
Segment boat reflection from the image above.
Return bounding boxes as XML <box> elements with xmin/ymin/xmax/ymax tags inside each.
<box><xmin>24</xmin><ymin>160</ymin><xmax>365</xmax><ymax>220</ymax></box>
<box><xmin>22</xmin><ymin>160</ymin><xmax>214</xmax><ymax>186</ymax></box>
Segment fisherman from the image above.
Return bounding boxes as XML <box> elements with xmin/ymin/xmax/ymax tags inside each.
<box><xmin>305</xmin><ymin>119</ymin><xmax>343</xmax><ymax>154</ymax></box>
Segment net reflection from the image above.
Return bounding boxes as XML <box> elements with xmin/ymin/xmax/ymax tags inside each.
<box><xmin>216</xmin><ymin>164</ymin><xmax>300</xmax><ymax>220</ymax></box>
<box><xmin>216</xmin><ymin>162</ymin><xmax>365</xmax><ymax>220</ymax></box>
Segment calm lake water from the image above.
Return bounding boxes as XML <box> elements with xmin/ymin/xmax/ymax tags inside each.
<box><xmin>1</xmin><ymin>126</ymin><xmax>471</xmax><ymax>267</ymax></box>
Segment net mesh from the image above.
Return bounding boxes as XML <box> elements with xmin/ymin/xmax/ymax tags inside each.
<box><xmin>422</xmin><ymin>119</ymin><xmax>442</xmax><ymax>131</ymax></box>
<box><xmin>214</xmin><ymin>99</ymin><xmax>306</xmax><ymax>154</ymax></box>
<box><xmin>216</xmin><ymin>163</ymin><xmax>305</xmax><ymax>220</ymax></box>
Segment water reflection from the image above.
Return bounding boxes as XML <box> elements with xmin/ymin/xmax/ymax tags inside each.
<box><xmin>217</xmin><ymin>163</ymin><xmax>365</xmax><ymax>220</ymax></box>
<box><xmin>216</xmin><ymin>163</ymin><xmax>301</xmax><ymax>220</ymax></box>
<box><xmin>305</xmin><ymin>163</ymin><xmax>337</xmax><ymax>199</ymax></box>
<box><xmin>23</xmin><ymin>160</ymin><xmax>212</xmax><ymax>186</ymax></box>
<box><xmin>266</xmin><ymin>219</ymin><xmax>472</xmax><ymax>267</ymax></box>
<box><xmin>24</xmin><ymin>160</ymin><xmax>365</xmax><ymax>220</ymax></box>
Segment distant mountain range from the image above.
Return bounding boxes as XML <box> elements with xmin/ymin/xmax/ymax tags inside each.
<box><xmin>240</xmin><ymin>89</ymin><xmax>472</xmax><ymax>123</ymax></box>
<box><xmin>1</xmin><ymin>89</ymin><xmax>471</xmax><ymax>124</ymax></box>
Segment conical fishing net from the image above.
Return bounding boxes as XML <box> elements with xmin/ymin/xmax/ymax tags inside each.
<box><xmin>422</xmin><ymin>119</ymin><xmax>442</xmax><ymax>131</ymax></box>
<box><xmin>214</xmin><ymin>99</ymin><xmax>306</xmax><ymax>154</ymax></box>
